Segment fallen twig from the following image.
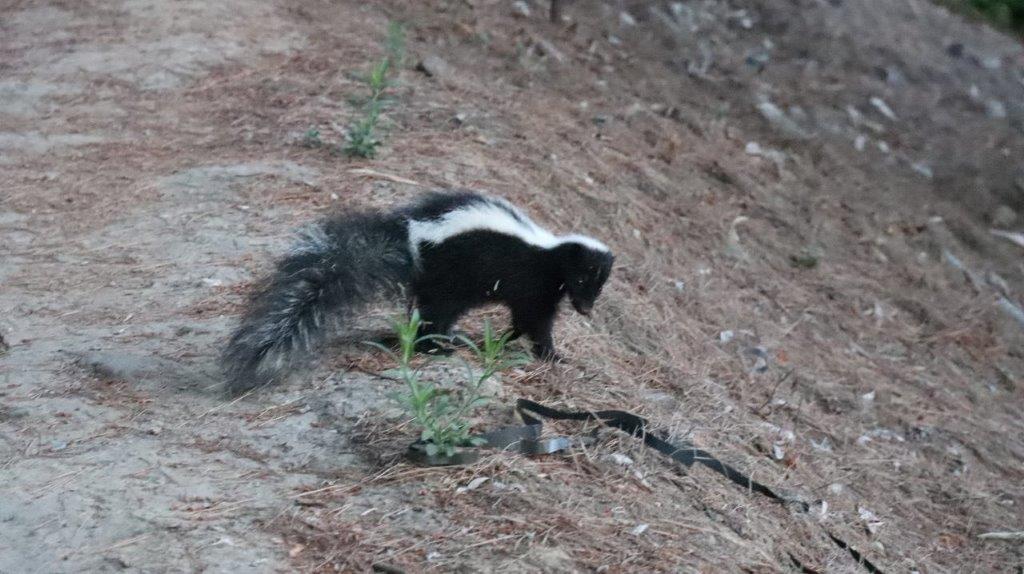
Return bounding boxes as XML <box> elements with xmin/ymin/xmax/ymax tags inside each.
<box><xmin>978</xmin><ymin>531</ymin><xmax>1024</xmax><ymax>541</ymax></box>
<box><xmin>347</xmin><ymin>168</ymin><xmax>421</xmax><ymax>186</ymax></box>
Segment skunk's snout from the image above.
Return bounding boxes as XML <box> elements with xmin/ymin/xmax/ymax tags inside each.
<box><xmin>573</xmin><ymin>300</ymin><xmax>593</xmax><ymax>316</ymax></box>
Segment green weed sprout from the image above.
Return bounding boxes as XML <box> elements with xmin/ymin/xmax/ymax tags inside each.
<box><xmin>369</xmin><ymin>311</ymin><xmax>526</xmax><ymax>458</ymax></box>
<box><xmin>386</xmin><ymin>20</ymin><xmax>406</xmax><ymax>67</ymax></box>
<box><xmin>343</xmin><ymin>101</ymin><xmax>382</xmax><ymax>158</ymax></box>
<box><xmin>343</xmin><ymin>21</ymin><xmax>405</xmax><ymax>159</ymax></box>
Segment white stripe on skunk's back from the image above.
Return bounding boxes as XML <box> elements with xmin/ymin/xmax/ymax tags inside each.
<box><xmin>406</xmin><ymin>196</ymin><xmax>609</xmax><ymax>258</ymax></box>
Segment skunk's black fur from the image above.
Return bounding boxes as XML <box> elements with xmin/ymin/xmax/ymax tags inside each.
<box><xmin>222</xmin><ymin>191</ymin><xmax>613</xmax><ymax>394</ymax></box>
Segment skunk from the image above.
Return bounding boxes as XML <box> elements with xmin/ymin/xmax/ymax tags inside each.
<box><xmin>222</xmin><ymin>190</ymin><xmax>614</xmax><ymax>394</ymax></box>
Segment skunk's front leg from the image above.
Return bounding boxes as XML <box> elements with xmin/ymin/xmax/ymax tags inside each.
<box><xmin>511</xmin><ymin>303</ymin><xmax>560</xmax><ymax>361</ymax></box>
<box><xmin>416</xmin><ymin>300</ymin><xmax>463</xmax><ymax>355</ymax></box>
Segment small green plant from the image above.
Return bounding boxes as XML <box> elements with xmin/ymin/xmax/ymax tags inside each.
<box><xmin>939</xmin><ymin>0</ymin><xmax>1024</xmax><ymax>34</ymax></box>
<box><xmin>789</xmin><ymin>247</ymin><xmax>820</xmax><ymax>269</ymax></box>
<box><xmin>367</xmin><ymin>59</ymin><xmax>391</xmax><ymax>99</ymax></box>
<box><xmin>342</xmin><ymin>21</ymin><xmax>406</xmax><ymax>159</ymax></box>
<box><xmin>385</xmin><ymin>20</ymin><xmax>406</xmax><ymax>68</ymax></box>
<box><xmin>301</xmin><ymin>128</ymin><xmax>323</xmax><ymax>149</ymax></box>
<box><xmin>370</xmin><ymin>311</ymin><xmax>525</xmax><ymax>458</ymax></box>
<box><xmin>343</xmin><ymin>102</ymin><xmax>382</xmax><ymax>158</ymax></box>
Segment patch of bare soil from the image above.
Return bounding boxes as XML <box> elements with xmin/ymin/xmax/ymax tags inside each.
<box><xmin>1</xmin><ymin>0</ymin><xmax>1022</xmax><ymax>572</ymax></box>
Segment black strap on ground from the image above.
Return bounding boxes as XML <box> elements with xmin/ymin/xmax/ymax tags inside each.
<box><xmin>827</xmin><ymin>532</ymin><xmax>883</xmax><ymax>574</ymax></box>
<box><xmin>407</xmin><ymin>397</ymin><xmax>883</xmax><ymax>573</ymax></box>
<box><xmin>514</xmin><ymin>399</ymin><xmax>888</xmax><ymax>574</ymax></box>
<box><xmin>514</xmin><ymin>398</ymin><xmax>803</xmax><ymax>509</ymax></box>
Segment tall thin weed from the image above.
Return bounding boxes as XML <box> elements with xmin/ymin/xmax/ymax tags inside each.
<box><xmin>368</xmin><ymin>312</ymin><xmax>526</xmax><ymax>458</ymax></box>
<box><xmin>342</xmin><ymin>21</ymin><xmax>406</xmax><ymax>159</ymax></box>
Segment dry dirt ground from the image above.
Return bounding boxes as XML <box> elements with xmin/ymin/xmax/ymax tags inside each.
<box><xmin>2</xmin><ymin>0</ymin><xmax>1024</xmax><ymax>572</ymax></box>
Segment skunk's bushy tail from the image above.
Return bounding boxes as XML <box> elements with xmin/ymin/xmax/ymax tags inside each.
<box><xmin>222</xmin><ymin>212</ymin><xmax>412</xmax><ymax>394</ymax></box>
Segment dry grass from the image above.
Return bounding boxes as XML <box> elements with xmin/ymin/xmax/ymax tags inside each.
<box><xmin>219</xmin><ymin>1</ymin><xmax>1024</xmax><ymax>570</ymax></box>
<box><xmin>9</xmin><ymin>0</ymin><xmax>1015</xmax><ymax>570</ymax></box>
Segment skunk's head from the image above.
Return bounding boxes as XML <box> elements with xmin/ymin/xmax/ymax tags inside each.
<box><xmin>558</xmin><ymin>240</ymin><xmax>614</xmax><ymax>316</ymax></box>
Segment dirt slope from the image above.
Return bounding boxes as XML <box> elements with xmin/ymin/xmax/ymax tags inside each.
<box><xmin>1</xmin><ymin>0</ymin><xmax>1022</xmax><ymax>572</ymax></box>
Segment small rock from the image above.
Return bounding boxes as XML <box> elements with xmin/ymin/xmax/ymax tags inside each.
<box><xmin>847</xmin><ymin>105</ymin><xmax>885</xmax><ymax>133</ymax></box>
<box><xmin>992</xmin><ymin>205</ymin><xmax>1018</xmax><ymax>227</ymax></box>
<box><xmin>854</xmin><ymin>134</ymin><xmax>867</xmax><ymax>151</ymax></box>
<box><xmin>512</xmin><ymin>0</ymin><xmax>531</xmax><ymax>18</ymax></box>
<box><xmin>619</xmin><ymin>11</ymin><xmax>636</xmax><ymax>26</ymax></box>
<box><xmin>747</xmin><ymin>346</ymin><xmax>769</xmax><ymax>372</ymax></box>
<box><xmin>746</xmin><ymin>141</ymin><xmax>787</xmax><ymax>169</ymax></box>
<box><xmin>477</xmin><ymin>373</ymin><xmax>503</xmax><ymax>398</ymax></box>
<box><xmin>629</xmin><ymin>523</ymin><xmax>649</xmax><ymax>536</ymax></box>
<box><xmin>857</xmin><ymin>428</ymin><xmax>905</xmax><ymax>445</ymax></box>
<box><xmin>879</xmin><ymin>65</ymin><xmax>905</xmax><ymax>86</ymax></box>
<box><xmin>533</xmin><ymin>36</ymin><xmax>566</xmax><ymax>63</ymax></box>
<box><xmin>491</xmin><ymin>480</ymin><xmax>526</xmax><ymax>493</ymax></box>
<box><xmin>858</xmin><ymin>507</ymin><xmax>879</xmax><ymax>522</ymax></box>
<box><xmin>869</xmin><ymin>97</ymin><xmax>898</xmax><ymax>121</ymax></box>
<box><xmin>910</xmin><ymin>162</ymin><xmax>933</xmax><ymax>179</ymax></box>
<box><xmin>990</xmin><ymin>229</ymin><xmax>1024</xmax><ymax>249</ymax></box>
<box><xmin>987</xmin><ymin>271</ymin><xmax>1011</xmax><ymax>297</ymax></box>
<box><xmin>724</xmin><ymin>215</ymin><xmax>750</xmax><ymax>260</ymax></box>
<box><xmin>811</xmin><ymin>437</ymin><xmax>832</xmax><ymax>452</ymax></box>
<box><xmin>981</xmin><ymin>55</ymin><xmax>1002</xmax><ymax>70</ymax></box>
<box><xmin>606</xmin><ymin>453</ymin><xmax>634</xmax><ymax>466</ymax></box>
<box><xmin>719</xmin><ymin>330</ymin><xmax>735</xmax><ymax>343</ymax></box>
<box><xmin>415</xmin><ymin>55</ymin><xmax>456</xmax><ymax>84</ymax></box>
<box><xmin>745</xmin><ymin>51</ymin><xmax>770</xmax><ymax>71</ymax></box>
<box><xmin>756</xmin><ymin>101</ymin><xmax>809</xmax><ymax>139</ymax></box>
<box><xmin>789</xmin><ymin>249</ymin><xmax>819</xmax><ymax>269</ymax></box>
<box><xmin>858</xmin><ymin>507</ymin><xmax>884</xmax><ymax>535</ymax></box>
<box><xmin>456</xmin><ymin>477</ymin><xmax>489</xmax><ymax>494</ymax></box>
<box><xmin>985</xmin><ymin>99</ymin><xmax>1007</xmax><ymax>119</ymax></box>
